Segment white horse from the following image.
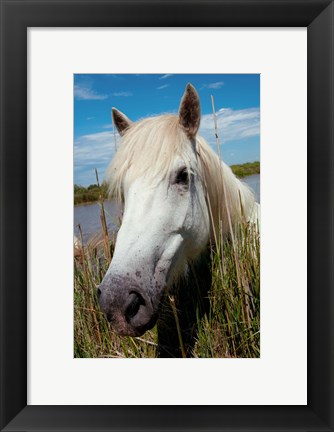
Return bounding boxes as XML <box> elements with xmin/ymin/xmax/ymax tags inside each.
<box><xmin>98</xmin><ymin>84</ymin><xmax>259</xmax><ymax>354</ymax></box>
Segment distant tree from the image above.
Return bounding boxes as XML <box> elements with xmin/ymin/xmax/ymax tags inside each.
<box><xmin>88</xmin><ymin>184</ymin><xmax>98</xmax><ymax>190</ymax></box>
<box><xmin>74</xmin><ymin>184</ymin><xmax>86</xmax><ymax>194</ymax></box>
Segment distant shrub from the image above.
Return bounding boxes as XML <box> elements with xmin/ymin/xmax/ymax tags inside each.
<box><xmin>230</xmin><ymin>161</ymin><xmax>260</xmax><ymax>178</ymax></box>
<box><xmin>74</xmin><ymin>182</ymin><xmax>108</xmax><ymax>205</ymax></box>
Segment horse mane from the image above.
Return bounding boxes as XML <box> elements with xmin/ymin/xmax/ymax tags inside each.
<box><xmin>196</xmin><ymin>135</ymin><xmax>256</xmax><ymax>234</ymax></box>
<box><xmin>106</xmin><ymin>114</ymin><xmax>255</xmax><ymax>235</ymax></box>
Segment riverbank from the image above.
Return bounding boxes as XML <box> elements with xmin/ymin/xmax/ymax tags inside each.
<box><xmin>230</xmin><ymin>161</ymin><xmax>260</xmax><ymax>178</ymax></box>
<box><xmin>74</xmin><ymin>183</ymin><xmax>107</xmax><ymax>206</ymax></box>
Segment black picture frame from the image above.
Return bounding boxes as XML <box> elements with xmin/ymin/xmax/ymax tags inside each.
<box><xmin>1</xmin><ymin>1</ymin><xmax>333</xmax><ymax>431</ymax></box>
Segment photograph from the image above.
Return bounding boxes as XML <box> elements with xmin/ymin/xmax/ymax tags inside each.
<box><xmin>73</xmin><ymin>74</ymin><xmax>260</xmax><ymax>358</ymax></box>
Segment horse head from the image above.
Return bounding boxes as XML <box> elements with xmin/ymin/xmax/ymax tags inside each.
<box><xmin>98</xmin><ymin>84</ymin><xmax>211</xmax><ymax>336</ymax></box>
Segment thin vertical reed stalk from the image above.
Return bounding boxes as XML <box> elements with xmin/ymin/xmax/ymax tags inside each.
<box><xmin>198</xmin><ymin>152</ymin><xmax>224</xmax><ymax>280</ymax></box>
<box><xmin>210</xmin><ymin>95</ymin><xmax>222</xmax><ymax>162</ymax></box>
<box><xmin>112</xmin><ymin>114</ymin><xmax>118</xmax><ymax>153</ymax></box>
<box><xmin>77</xmin><ymin>224</ymin><xmax>88</xmax><ymax>286</ymax></box>
<box><xmin>168</xmin><ymin>295</ymin><xmax>186</xmax><ymax>358</ymax></box>
<box><xmin>95</xmin><ymin>168</ymin><xmax>111</xmax><ymax>261</ymax></box>
<box><xmin>210</xmin><ymin>95</ymin><xmax>241</xmax><ymax>286</ymax></box>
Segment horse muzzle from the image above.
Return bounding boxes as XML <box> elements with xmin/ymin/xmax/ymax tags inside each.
<box><xmin>98</xmin><ymin>274</ymin><xmax>158</xmax><ymax>337</ymax></box>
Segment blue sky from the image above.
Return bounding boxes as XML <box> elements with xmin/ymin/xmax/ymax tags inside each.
<box><xmin>74</xmin><ymin>74</ymin><xmax>260</xmax><ymax>186</ymax></box>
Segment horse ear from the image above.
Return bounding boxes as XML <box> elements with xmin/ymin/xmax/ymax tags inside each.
<box><xmin>178</xmin><ymin>83</ymin><xmax>201</xmax><ymax>139</ymax></box>
<box><xmin>112</xmin><ymin>108</ymin><xmax>133</xmax><ymax>136</ymax></box>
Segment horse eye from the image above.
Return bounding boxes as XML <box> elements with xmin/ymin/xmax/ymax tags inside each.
<box><xmin>175</xmin><ymin>168</ymin><xmax>189</xmax><ymax>185</ymax></box>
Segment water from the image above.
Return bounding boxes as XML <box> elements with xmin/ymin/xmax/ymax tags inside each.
<box><xmin>74</xmin><ymin>174</ymin><xmax>260</xmax><ymax>243</ymax></box>
<box><xmin>242</xmin><ymin>174</ymin><xmax>260</xmax><ymax>203</ymax></box>
<box><xmin>74</xmin><ymin>201</ymin><xmax>121</xmax><ymax>244</ymax></box>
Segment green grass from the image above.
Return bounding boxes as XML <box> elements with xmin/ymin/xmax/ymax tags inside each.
<box><xmin>194</xmin><ymin>221</ymin><xmax>260</xmax><ymax>357</ymax></box>
<box><xmin>74</xmin><ymin>199</ymin><xmax>260</xmax><ymax>358</ymax></box>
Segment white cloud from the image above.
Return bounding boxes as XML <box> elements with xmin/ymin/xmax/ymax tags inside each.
<box><xmin>199</xmin><ymin>107</ymin><xmax>260</xmax><ymax>145</ymax></box>
<box><xmin>159</xmin><ymin>74</ymin><xmax>173</xmax><ymax>80</ymax></box>
<box><xmin>74</xmin><ymin>84</ymin><xmax>108</xmax><ymax>100</ymax></box>
<box><xmin>202</xmin><ymin>81</ymin><xmax>224</xmax><ymax>89</ymax></box>
<box><xmin>112</xmin><ymin>91</ymin><xmax>133</xmax><ymax>97</ymax></box>
<box><xmin>156</xmin><ymin>84</ymin><xmax>169</xmax><ymax>90</ymax></box>
<box><xmin>74</xmin><ymin>130</ymin><xmax>121</xmax><ymax>184</ymax></box>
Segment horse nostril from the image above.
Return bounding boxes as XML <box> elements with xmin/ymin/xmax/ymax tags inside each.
<box><xmin>125</xmin><ymin>292</ymin><xmax>145</xmax><ymax>322</ymax></box>
<box><xmin>97</xmin><ymin>287</ymin><xmax>101</xmax><ymax>299</ymax></box>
